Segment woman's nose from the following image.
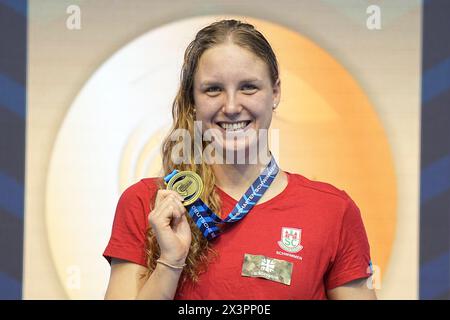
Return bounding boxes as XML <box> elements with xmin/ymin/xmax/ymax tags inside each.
<box><xmin>222</xmin><ymin>93</ymin><xmax>241</xmax><ymax>117</ymax></box>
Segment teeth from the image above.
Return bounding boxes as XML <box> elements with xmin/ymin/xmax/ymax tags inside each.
<box><xmin>219</xmin><ymin>121</ymin><xmax>249</xmax><ymax>131</ymax></box>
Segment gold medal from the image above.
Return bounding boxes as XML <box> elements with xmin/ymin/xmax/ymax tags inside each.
<box><xmin>166</xmin><ymin>171</ymin><xmax>204</xmax><ymax>206</ymax></box>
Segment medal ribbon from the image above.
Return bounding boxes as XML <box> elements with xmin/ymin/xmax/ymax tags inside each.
<box><xmin>164</xmin><ymin>156</ymin><xmax>279</xmax><ymax>240</ymax></box>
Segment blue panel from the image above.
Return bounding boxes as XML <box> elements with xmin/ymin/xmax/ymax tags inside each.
<box><xmin>420</xmin><ymin>154</ymin><xmax>450</xmax><ymax>203</ymax></box>
<box><xmin>420</xmin><ymin>0</ymin><xmax>450</xmax><ymax>300</ymax></box>
<box><xmin>0</xmin><ymin>172</ymin><xmax>24</xmax><ymax>218</ymax></box>
<box><xmin>420</xmin><ymin>252</ymin><xmax>450</xmax><ymax>299</ymax></box>
<box><xmin>0</xmin><ymin>74</ymin><xmax>26</xmax><ymax>118</ymax></box>
<box><xmin>422</xmin><ymin>57</ymin><xmax>450</xmax><ymax>104</ymax></box>
<box><xmin>0</xmin><ymin>0</ymin><xmax>26</xmax><ymax>16</ymax></box>
<box><xmin>0</xmin><ymin>0</ymin><xmax>27</xmax><ymax>299</ymax></box>
<box><xmin>0</xmin><ymin>272</ymin><xmax>21</xmax><ymax>299</ymax></box>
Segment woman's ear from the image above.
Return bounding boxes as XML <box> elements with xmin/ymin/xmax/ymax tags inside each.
<box><xmin>272</xmin><ymin>78</ymin><xmax>281</xmax><ymax>109</ymax></box>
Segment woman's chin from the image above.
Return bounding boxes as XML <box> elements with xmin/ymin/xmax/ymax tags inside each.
<box><xmin>219</xmin><ymin>141</ymin><xmax>260</xmax><ymax>164</ymax></box>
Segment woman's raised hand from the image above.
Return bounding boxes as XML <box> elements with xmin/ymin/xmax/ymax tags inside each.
<box><xmin>148</xmin><ymin>190</ymin><xmax>192</xmax><ymax>265</ymax></box>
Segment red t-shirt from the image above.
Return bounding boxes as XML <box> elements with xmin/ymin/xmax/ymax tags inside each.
<box><xmin>103</xmin><ymin>171</ymin><xmax>372</xmax><ymax>299</ymax></box>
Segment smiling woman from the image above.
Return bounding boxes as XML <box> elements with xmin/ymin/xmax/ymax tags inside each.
<box><xmin>193</xmin><ymin>41</ymin><xmax>279</xmax><ymax>158</ymax></box>
<box><xmin>103</xmin><ymin>19</ymin><xmax>377</xmax><ymax>300</ymax></box>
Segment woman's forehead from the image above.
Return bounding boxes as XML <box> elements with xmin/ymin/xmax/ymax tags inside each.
<box><xmin>195</xmin><ymin>44</ymin><xmax>270</xmax><ymax>82</ymax></box>
<box><xmin>199</xmin><ymin>43</ymin><xmax>264</xmax><ymax>67</ymax></box>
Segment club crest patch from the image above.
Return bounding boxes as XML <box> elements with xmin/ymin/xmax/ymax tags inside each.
<box><xmin>278</xmin><ymin>227</ymin><xmax>303</xmax><ymax>253</ymax></box>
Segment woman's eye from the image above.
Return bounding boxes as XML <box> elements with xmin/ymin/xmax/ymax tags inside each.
<box><xmin>241</xmin><ymin>85</ymin><xmax>258</xmax><ymax>93</ymax></box>
<box><xmin>206</xmin><ymin>86</ymin><xmax>221</xmax><ymax>94</ymax></box>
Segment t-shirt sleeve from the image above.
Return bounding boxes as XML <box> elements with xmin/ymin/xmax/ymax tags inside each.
<box><xmin>325</xmin><ymin>195</ymin><xmax>373</xmax><ymax>290</ymax></box>
<box><xmin>103</xmin><ymin>180</ymin><xmax>154</xmax><ymax>267</ymax></box>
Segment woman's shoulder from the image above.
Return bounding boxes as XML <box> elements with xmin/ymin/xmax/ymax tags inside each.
<box><xmin>285</xmin><ymin>172</ymin><xmax>360</xmax><ymax>222</ymax></box>
<box><xmin>119</xmin><ymin>177</ymin><xmax>164</xmax><ymax>201</ymax></box>
<box><xmin>140</xmin><ymin>177</ymin><xmax>165</xmax><ymax>191</ymax></box>
<box><xmin>115</xmin><ymin>177</ymin><xmax>165</xmax><ymax>215</ymax></box>
<box><xmin>285</xmin><ymin>171</ymin><xmax>353</xmax><ymax>203</ymax></box>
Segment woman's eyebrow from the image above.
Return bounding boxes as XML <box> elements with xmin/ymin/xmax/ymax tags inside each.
<box><xmin>199</xmin><ymin>78</ymin><xmax>261</xmax><ymax>87</ymax></box>
<box><xmin>239</xmin><ymin>78</ymin><xmax>261</xmax><ymax>84</ymax></box>
<box><xmin>200</xmin><ymin>80</ymin><xmax>221</xmax><ymax>87</ymax></box>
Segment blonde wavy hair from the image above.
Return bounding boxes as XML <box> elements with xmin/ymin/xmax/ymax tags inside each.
<box><xmin>144</xmin><ymin>19</ymin><xmax>280</xmax><ymax>286</ymax></box>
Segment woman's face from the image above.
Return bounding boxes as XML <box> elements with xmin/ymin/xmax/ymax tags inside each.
<box><xmin>193</xmin><ymin>42</ymin><xmax>280</xmax><ymax>160</ymax></box>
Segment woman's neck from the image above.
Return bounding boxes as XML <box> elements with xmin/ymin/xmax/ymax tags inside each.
<box><xmin>213</xmin><ymin>160</ymin><xmax>288</xmax><ymax>204</ymax></box>
<box><xmin>212</xmin><ymin>162</ymin><xmax>268</xmax><ymax>191</ymax></box>
<box><xmin>212</xmin><ymin>160</ymin><xmax>288</xmax><ymax>204</ymax></box>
